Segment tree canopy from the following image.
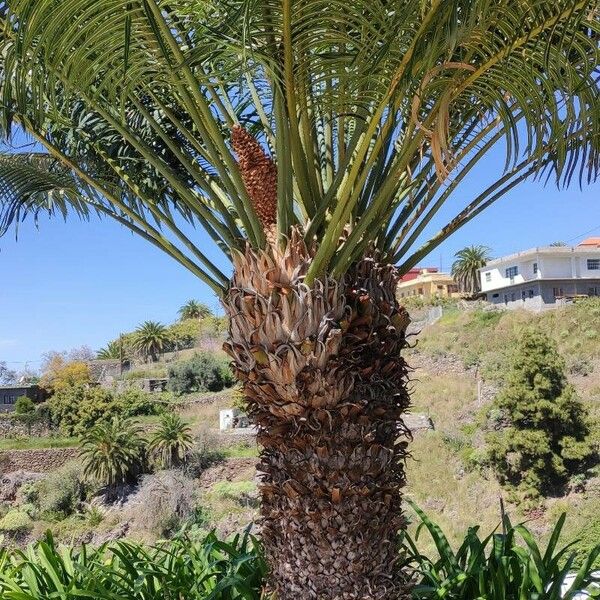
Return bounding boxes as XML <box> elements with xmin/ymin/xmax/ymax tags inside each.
<box><xmin>0</xmin><ymin>1</ymin><xmax>598</xmax><ymax>293</ymax></box>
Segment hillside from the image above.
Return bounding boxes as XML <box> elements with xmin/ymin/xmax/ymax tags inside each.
<box><xmin>1</xmin><ymin>300</ymin><xmax>598</xmax><ymax>566</ymax></box>
<box><xmin>404</xmin><ymin>299</ymin><xmax>600</xmax><ymax>560</ymax></box>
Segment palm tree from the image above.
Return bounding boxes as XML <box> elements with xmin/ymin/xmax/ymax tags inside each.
<box><xmin>80</xmin><ymin>417</ymin><xmax>145</xmax><ymax>497</ymax></box>
<box><xmin>0</xmin><ymin>2</ymin><xmax>598</xmax><ymax>596</ymax></box>
<box><xmin>451</xmin><ymin>245</ymin><xmax>492</xmax><ymax>297</ymax></box>
<box><xmin>178</xmin><ymin>300</ymin><xmax>212</xmax><ymax>321</ymax></box>
<box><xmin>149</xmin><ymin>413</ymin><xmax>193</xmax><ymax>469</ymax></box>
<box><xmin>96</xmin><ymin>340</ymin><xmax>121</xmax><ymax>360</ymax></box>
<box><xmin>133</xmin><ymin>321</ymin><xmax>170</xmax><ymax>362</ymax></box>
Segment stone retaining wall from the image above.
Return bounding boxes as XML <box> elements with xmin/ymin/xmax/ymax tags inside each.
<box><xmin>0</xmin><ymin>447</ymin><xmax>79</xmax><ymax>474</ymax></box>
<box><xmin>0</xmin><ymin>418</ymin><xmax>51</xmax><ymax>439</ymax></box>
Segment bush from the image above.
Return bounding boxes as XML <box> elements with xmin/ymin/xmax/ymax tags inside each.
<box><xmin>0</xmin><ymin>509</ymin><xmax>33</xmax><ymax>533</ymax></box>
<box><xmin>483</xmin><ymin>329</ymin><xmax>596</xmax><ymax>501</ymax></box>
<box><xmin>14</xmin><ymin>396</ymin><xmax>35</xmax><ymax>415</ymax></box>
<box><xmin>167</xmin><ymin>353</ymin><xmax>235</xmax><ymax>395</ymax></box>
<box><xmin>184</xmin><ymin>429</ymin><xmax>225</xmax><ymax>477</ymax></box>
<box><xmin>48</xmin><ymin>386</ymin><xmax>116</xmax><ymax>436</ymax></box>
<box><xmin>29</xmin><ymin>462</ymin><xmax>89</xmax><ymax>519</ymax></box>
<box><xmin>112</xmin><ymin>388</ymin><xmax>164</xmax><ymax>418</ymax></box>
<box><xmin>48</xmin><ymin>386</ymin><xmax>163</xmax><ymax>436</ymax></box>
<box><xmin>125</xmin><ymin>470</ymin><xmax>197</xmax><ymax>536</ymax></box>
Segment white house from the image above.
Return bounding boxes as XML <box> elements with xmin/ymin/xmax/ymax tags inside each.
<box><xmin>479</xmin><ymin>238</ymin><xmax>600</xmax><ymax>311</ymax></box>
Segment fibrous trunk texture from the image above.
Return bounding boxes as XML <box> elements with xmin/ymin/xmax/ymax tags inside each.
<box><xmin>223</xmin><ymin>232</ymin><xmax>411</xmax><ymax>600</ymax></box>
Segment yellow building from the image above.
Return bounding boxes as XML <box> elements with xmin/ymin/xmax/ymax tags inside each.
<box><xmin>396</xmin><ymin>268</ymin><xmax>459</xmax><ymax>299</ymax></box>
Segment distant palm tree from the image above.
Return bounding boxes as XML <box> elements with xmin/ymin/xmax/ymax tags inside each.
<box><xmin>451</xmin><ymin>245</ymin><xmax>492</xmax><ymax>297</ymax></box>
<box><xmin>96</xmin><ymin>340</ymin><xmax>121</xmax><ymax>360</ymax></box>
<box><xmin>149</xmin><ymin>413</ymin><xmax>193</xmax><ymax>469</ymax></box>
<box><xmin>178</xmin><ymin>300</ymin><xmax>212</xmax><ymax>321</ymax></box>
<box><xmin>80</xmin><ymin>418</ymin><xmax>145</xmax><ymax>496</ymax></box>
<box><xmin>133</xmin><ymin>321</ymin><xmax>170</xmax><ymax>362</ymax></box>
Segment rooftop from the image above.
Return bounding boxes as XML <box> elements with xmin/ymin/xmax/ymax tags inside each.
<box><xmin>578</xmin><ymin>237</ymin><xmax>600</xmax><ymax>248</ymax></box>
<box><xmin>481</xmin><ymin>243</ymin><xmax>600</xmax><ymax>269</ymax></box>
<box><xmin>0</xmin><ymin>383</ymin><xmax>38</xmax><ymax>390</ymax></box>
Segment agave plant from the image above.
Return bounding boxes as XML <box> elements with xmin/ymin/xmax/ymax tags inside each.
<box><xmin>149</xmin><ymin>413</ymin><xmax>194</xmax><ymax>469</ymax></box>
<box><xmin>0</xmin><ymin>1</ymin><xmax>598</xmax><ymax>596</ymax></box>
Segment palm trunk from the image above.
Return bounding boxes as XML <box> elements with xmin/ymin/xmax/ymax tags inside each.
<box><xmin>223</xmin><ymin>232</ymin><xmax>412</xmax><ymax>599</ymax></box>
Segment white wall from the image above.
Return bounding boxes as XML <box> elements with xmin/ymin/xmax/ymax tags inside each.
<box><xmin>540</xmin><ymin>256</ymin><xmax>573</xmax><ymax>278</ymax></box>
<box><xmin>480</xmin><ymin>248</ymin><xmax>600</xmax><ymax>292</ymax></box>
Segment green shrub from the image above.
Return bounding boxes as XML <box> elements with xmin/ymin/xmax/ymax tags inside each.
<box><xmin>31</xmin><ymin>462</ymin><xmax>89</xmax><ymax>518</ymax></box>
<box><xmin>483</xmin><ymin>329</ymin><xmax>596</xmax><ymax>501</ymax></box>
<box><xmin>48</xmin><ymin>386</ymin><xmax>116</xmax><ymax>436</ymax></box>
<box><xmin>0</xmin><ymin>509</ymin><xmax>32</xmax><ymax>533</ymax></box>
<box><xmin>14</xmin><ymin>396</ymin><xmax>35</xmax><ymax>415</ymax></box>
<box><xmin>167</xmin><ymin>352</ymin><xmax>234</xmax><ymax>395</ymax></box>
<box><xmin>112</xmin><ymin>387</ymin><xmax>164</xmax><ymax>418</ymax></box>
<box><xmin>48</xmin><ymin>386</ymin><xmax>163</xmax><ymax>436</ymax></box>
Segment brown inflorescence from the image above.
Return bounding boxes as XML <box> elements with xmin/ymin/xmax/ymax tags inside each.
<box><xmin>231</xmin><ymin>125</ymin><xmax>278</xmax><ymax>235</ymax></box>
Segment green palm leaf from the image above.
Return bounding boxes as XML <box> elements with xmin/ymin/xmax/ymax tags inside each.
<box><xmin>0</xmin><ymin>0</ymin><xmax>597</xmax><ymax>292</ymax></box>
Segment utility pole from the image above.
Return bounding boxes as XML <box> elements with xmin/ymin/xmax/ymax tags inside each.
<box><xmin>119</xmin><ymin>334</ymin><xmax>124</xmax><ymax>376</ymax></box>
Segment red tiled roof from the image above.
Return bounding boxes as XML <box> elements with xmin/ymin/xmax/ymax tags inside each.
<box><xmin>578</xmin><ymin>237</ymin><xmax>600</xmax><ymax>248</ymax></box>
<box><xmin>400</xmin><ymin>267</ymin><xmax>439</xmax><ymax>281</ymax></box>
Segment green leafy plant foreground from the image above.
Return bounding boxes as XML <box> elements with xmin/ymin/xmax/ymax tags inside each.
<box><xmin>1</xmin><ymin>509</ymin><xmax>598</xmax><ymax>599</ymax></box>
<box><xmin>0</xmin><ymin>531</ymin><xmax>267</xmax><ymax>600</ymax></box>
<box><xmin>402</xmin><ymin>503</ymin><xmax>600</xmax><ymax>600</ymax></box>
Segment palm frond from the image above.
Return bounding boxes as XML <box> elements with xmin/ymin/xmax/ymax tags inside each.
<box><xmin>0</xmin><ymin>0</ymin><xmax>598</xmax><ymax>290</ymax></box>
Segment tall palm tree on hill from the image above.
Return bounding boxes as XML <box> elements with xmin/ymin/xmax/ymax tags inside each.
<box><xmin>178</xmin><ymin>299</ymin><xmax>212</xmax><ymax>321</ymax></box>
<box><xmin>133</xmin><ymin>321</ymin><xmax>170</xmax><ymax>362</ymax></box>
<box><xmin>0</xmin><ymin>2</ymin><xmax>598</xmax><ymax>596</ymax></box>
<box><xmin>451</xmin><ymin>245</ymin><xmax>492</xmax><ymax>297</ymax></box>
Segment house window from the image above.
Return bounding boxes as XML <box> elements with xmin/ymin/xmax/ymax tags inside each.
<box><xmin>587</xmin><ymin>259</ymin><xmax>600</xmax><ymax>270</ymax></box>
<box><xmin>505</xmin><ymin>266</ymin><xmax>518</xmax><ymax>279</ymax></box>
<box><xmin>504</xmin><ymin>294</ymin><xmax>508</xmax><ymax>305</ymax></box>
<box><xmin>589</xmin><ymin>287</ymin><xmax>599</xmax><ymax>297</ymax></box>
<box><xmin>418</xmin><ymin>287</ymin><xmax>423</xmax><ymax>295</ymax></box>
<box><xmin>3</xmin><ymin>395</ymin><xmax>8</xmax><ymax>404</ymax></box>
<box><xmin>533</xmin><ymin>262</ymin><xmax>538</xmax><ymax>274</ymax></box>
<box><xmin>553</xmin><ymin>287</ymin><xmax>563</xmax><ymax>298</ymax></box>
<box><xmin>437</xmin><ymin>285</ymin><xmax>444</xmax><ymax>290</ymax></box>
<box><xmin>511</xmin><ymin>293</ymin><xmax>516</xmax><ymax>301</ymax></box>
<box><xmin>521</xmin><ymin>291</ymin><xmax>526</xmax><ymax>301</ymax></box>
<box><xmin>529</xmin><ymin>290</ymin><xmax>534</xmax><ymax>298</ymax></box>
<box><xmin>492</xmin><ymin>293</ymin><xmax>499</xmax><ymax>298</ymax></box>
<box><xmin>485</xmin><ymin>272</ymin><xmax>492</xmax><ymax>282</ymax></box>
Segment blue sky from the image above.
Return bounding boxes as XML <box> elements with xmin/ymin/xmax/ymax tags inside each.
<box><xmin>1</xmin><ymin>144</ymin><xmax>598</xmax><ymax>369</ymax></box>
